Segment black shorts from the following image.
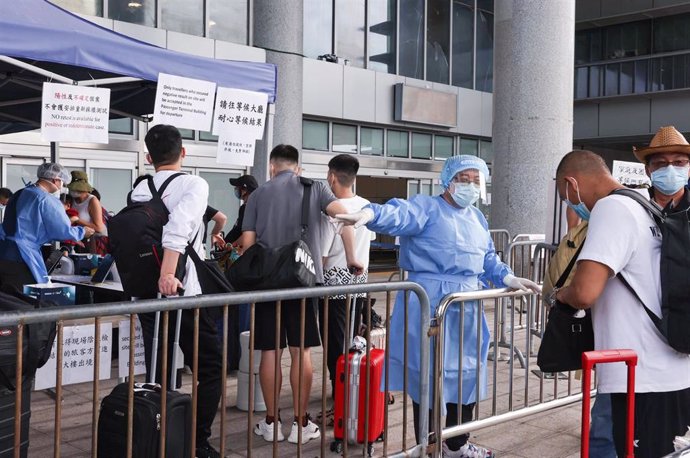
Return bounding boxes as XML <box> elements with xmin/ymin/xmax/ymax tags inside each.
<box><xmin>254</xmin><ymin>298</ymin><xmax>321</xmax><ymax>350</ymax></box>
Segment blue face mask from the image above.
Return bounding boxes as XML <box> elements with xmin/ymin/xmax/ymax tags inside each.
<box><xmin>450</xmin><ymin>183</ymin><xmax>480</xmax><ymax>208</ymax></box>
<box><xmin>234</xmin><ymin>188</ymin><xmax>242</xmax><ymax>199</ymax></box>
<box><xmin>564</xmin><ymin>178</ymin><xmax>590</xmax><ymax>221</ymax></box>
<box><xmin>651</xmin><ymin>165</ymin><xmax>689</xmax><ymax>196</ymax></box>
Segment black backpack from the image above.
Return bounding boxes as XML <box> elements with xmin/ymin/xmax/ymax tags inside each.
<box><xmin>109</xmin><ymin>173</ymin><xmax>186</xmax><ymax>299</ymax></box>
<box><xmin>0</xmin><ymin>287</ymin><xmax>57</xmax><ymax>389</ymax></box>
<box><xmin>612</xmin><ymin>188</ymin><xmax>690</xmax><ymax>354</ymax></box>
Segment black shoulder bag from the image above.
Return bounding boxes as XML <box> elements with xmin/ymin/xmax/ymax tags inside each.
<box><xmin>537</xmin><ymin>240</ymin><xmax>594</xmax><ymax>373</ymax></box>
<box><xmin>227</xmin><ymin>177</ymin><xmax>317</xmax><ymax>292</ymax></box>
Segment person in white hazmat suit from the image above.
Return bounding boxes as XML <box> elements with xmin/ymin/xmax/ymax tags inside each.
<box><xmin>336</xmin><ymin>155</ymin><xmax>540</xmax><ymax>457</ymax></box>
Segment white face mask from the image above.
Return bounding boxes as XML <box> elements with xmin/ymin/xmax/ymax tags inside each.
<box><xmin>69</xmin><ymin>191</ymin><xmax>82</xmax><ymax>198</ymax></box>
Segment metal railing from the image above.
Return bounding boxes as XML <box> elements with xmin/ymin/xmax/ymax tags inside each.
<box><xmin>430</xmin><ymin>288</ymin><xmax>587</xmax><ymax>457</ymax></box>
<box><xmin>1</xmin><ymin>281</ymin><xmax>431</xmax><ymax>458</ymax></box>
<box><xmin>489</xmin><ymin>229</ymin><xmax>511</xmax><ymax>262</ymax></box>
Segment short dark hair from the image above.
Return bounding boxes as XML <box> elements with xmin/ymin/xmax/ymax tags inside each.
<box><xmin>556</xmin><ymin>150</ymin><xmax>609</xmax><ymax>180</ymax></box>
<box><xmin>269</xmin><ymin>144</ymin><xmax>299</xmax><ymax>164</ymax></box>
<box><xmin>0</xmin><ymin>188</ymin><xmax>12</xmax><ymax>200</ymax></box>
<box><xmin>145</xmin><ymin>125</ymin><xmax>183</xmax><ymax>166</ymax></box>
<box><xmin>90</xmin><ymin>188</ymin><xmax>101</xmax><ymax>200</ymax></box>
<box><xmin>328</xmin><ymin>154</ymin><xmax>359</xmax><ymax>187</ymax></box>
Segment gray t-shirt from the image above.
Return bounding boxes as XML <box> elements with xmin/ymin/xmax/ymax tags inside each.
<box><xmin>242</xmin><ymin>170</ymin><xmax>336</xmax><ymax>283</ymax></box>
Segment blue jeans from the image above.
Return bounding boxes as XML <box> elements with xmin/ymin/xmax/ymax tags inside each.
<box><xmin>590</xmin><ymin>393</ymin><xmax>617</xmax><ymax>458</ymax></box>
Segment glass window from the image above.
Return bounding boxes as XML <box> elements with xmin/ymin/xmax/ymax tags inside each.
<box><xmin>476</xmin><ymin>0</ymin><xmax>493</xmax><ymax>12</ymax></box>
<box><xmin>90</xmin><ymin>168</ymin><xmax>132</xmax><ymax>213</ymax></box>
<box><xmin>51</xmin><ymin>0</ymin><xmax>102</xmax><ymax>16</ymax></box>
<box><xmin>108</xmin><ymin>118</ymin><xmax>133</xmax><ymax>135</ymax></box>
<box><xmin>427</xmin><ymin>0</ymin><xmax>450</xmax><ymax>84</ymax></box>
<box><xmin>199</xmin><ymin>131</ymin><xmax>218</xmax><ymax>142</ymax></box>
<box><xmin>605</xmin><ymin>20</ymin><xmax>650</xmax><ymax>60</ymax></box>
<box><xmin>452</xmin><ymin>1</ymin><xmax>474</xmax><ymax>89</ymax></box>
<box><xmin>178</xmin><ymin>128</ymin><xmax>195</xmax><ymax>140</ymax></box>
<box><xmin>335</xmin><ymin>0</ymin><xmax>365</xmax><ymax>68</ymax></box>
<box><xmin>387</xmin><ymin>130</ymin><xmax>409</xmax><ymax>157</ymax></box>
<box><xmin>361</xmin><ymin>127</ymin><xmax>384</xmax><ymax>156</ymax></box>
<box><xmin>411</xmin><ymin>133</ymin><xmax>432</xmax><ymax>159</ymax></box>
<box><xmin>575</xmin><ymin>31</ymin><xmax>591</xmax><ymax>65</ymax></box>
<box><xmin>480</xmin><ymin>140</ymin><xmax>493</xmax><ymax>163</ymax></box>
<box><xmin>304</xmin><ymin>0</ymin><xmax>333</xmax><ymax>59</ymax></box>
<box><xmin>460</xmin><ymin>138</ymin><xmax>478</xmax><ymax>156</ymax></box>
<box><xmin>475</xmin><ymin>10</ymin><xmax>494</xmax><ymax>92</ymax></box>
<box><xmin>650</xmin><ymin>58</ymin><xmax>662</xmax><ymax>92</ymax></box>
<box><xmin>399</xmin><ymin>0</ymin><xmax>425</xmax><ymax>79</ymax></box>
<box><xmin>199</xmin><ymin>171</ymin><xmax>241</xmax><ymax>250</ymax></box>
<box><xmin>368</xmin><ymin>0</ymin><xmax>397</xmax><ymax>74</ymax></box>
<box><xmin>575</xmin><ymin>67</ymin><xmax>588</xmax><ymax>99</ymax></box>
<box><xmin>333</xmin><ymin>124</ymin><xmax>358</xmax><ymax>153</ymax></box>
<box><xmin>660</xmin><ymin>56</ymin><xmax>673</xmax><ymax>91</ymax></box>
<box><xmin>208</xmin><ymin>0</ymin><xmax>247</xmax><ymax>44</ymax></box>
<box><xmin>634</xmin><ymin>60</ymin><xmax>648</xmax><ymax>93</ymax></box>
<box><xmin>653</xmin><ymin>13</ymin><xmax>690</xmax><ymax>53</ymax></box>
<box><xmin>620</xmin><ymin>62</ymin><xmax>634</xmax><ymax>95</ymax></box>
<box><xmin>108</xmin><ymin>0</ymin><xmax>155</xmax><ymax>26</ymax></box>
<box><xmin>161</xmin><ymin>0</ymin><xmax>204</xmax><ymax>36</ymax></box>
<box><xmin>5</xmin><ymin>164</ymin><xmax>39</xmax><ymax>194</ymax></box>
<box><xmin>589</xmin><ymin>65</ymin><xmax>602</xmax><ymax>97</ymax></box>
<box><xmin>674</xmin><ymin>55</ymin><xmax>687</xmax><ymax>90</ymax></box>
<box><xmin>303</xmin><ymin>120</ymin><xmax>329</xmax><ymax>151</ymax></box>
<box><xmin>604</xmin><ymin>64</ymin><xmax>619</xmax><ymax>96</ymax></box>
<box><xmin>434</xmin><ymin>136</ymin><xmax>453</xmax><ymax>159</ymax></box>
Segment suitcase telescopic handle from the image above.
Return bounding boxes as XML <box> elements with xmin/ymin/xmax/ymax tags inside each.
<box><xmin>581</xmin><ymin>349</ymin><xmax>638</xmax><ymax>458</ymax></box>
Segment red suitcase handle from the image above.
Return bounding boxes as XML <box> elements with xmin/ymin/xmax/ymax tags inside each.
<box><xmin>581</xmin><ymin>350</ymin><xmax>638</xmax><ymax>458</ymax></box>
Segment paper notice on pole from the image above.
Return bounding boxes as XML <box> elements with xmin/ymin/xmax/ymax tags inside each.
<box><xmin>216</xmin><ymin>134</ymin><xmax>257</xmax><ymax>167</ymax></box>
<box><xmin>612</xmin><ymin>160</ymin><xmax>651</xmax><ymax>187</ymax></box>
<box><xmin>35</xmin><ymin>323</ymin><xmax>113</xmax><ymax>391</ymax></box>
<box><xmin>153</xmin><ymin>73</ymin><xmax>216</xmax><ymax>131</ymax></box>
<box><xmin>41</xmin><ymin>82</ymin><xmax>111</xmax><ymax>144</ymax></box>
<box><xmin>118</xmin><ymin>317</ymin><xmax>147</xmax><ymax>379</ymax></box>
<box><xmin>212</xmin><ymin>87</ymin><xmax>268</xmax><ymax>139</ymax></box>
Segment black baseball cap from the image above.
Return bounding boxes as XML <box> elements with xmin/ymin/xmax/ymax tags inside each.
<box><xmin>229</xmin><ymin>174</ymin><xmax>258</xmax><ymax>192</ymax></box>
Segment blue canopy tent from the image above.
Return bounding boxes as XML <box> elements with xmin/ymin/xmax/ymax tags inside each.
<box><xmin>0</xmin><ymin>0</ymin><xmax>277</xmax><ymax>138</ymax></box>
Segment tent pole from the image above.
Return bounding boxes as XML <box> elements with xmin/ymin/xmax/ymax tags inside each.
<box><xmin>50</xmin><ymin>142</ymin><xmax>60</xmax><ymax>163</ymax></box>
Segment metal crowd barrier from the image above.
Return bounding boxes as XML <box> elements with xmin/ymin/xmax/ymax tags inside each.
<box><xmin>488</xmin><ymin>229</ymin><xmax>511</xmax><ymax>262</ymax></box>
<box><xmin>431</xmin><ymin>288</ymin><xmax>587</xmax><ymax>457</ymax></box>
<box><xmin>489</xmin><ymin>237</ymin><xmax>545</xmax><ymax>365</ymax></box>
<box><xmin>0</xmin><ymin>281</ymin><xmax>431</xmax><ymax>458</ymax></box>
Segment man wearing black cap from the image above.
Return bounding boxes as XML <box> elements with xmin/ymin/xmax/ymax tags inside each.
<box><xmin>224</xmin><ymin>174</ymin><xmax>258</xmax><ymax>245</ymax></box>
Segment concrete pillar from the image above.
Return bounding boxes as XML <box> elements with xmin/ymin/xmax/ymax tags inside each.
<box><xmin>490</xmin><ymin>1</ymin><xmax>575</xmax><ymax>236</ymax></box>
<box><xmin>253</xmin><ymin>0</ymin><xmax>303</xmax><ymax>183</ymax></box>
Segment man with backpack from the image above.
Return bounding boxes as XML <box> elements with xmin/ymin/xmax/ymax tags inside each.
<box><xmin>552</xmin><ymin>149</ymin><xmax>690</xmax><ymax>457</ymax></box>
<box><xmin>128</xmin><ymin>124</ymin><xmax>222</xmax><ymax>458</ymax></box>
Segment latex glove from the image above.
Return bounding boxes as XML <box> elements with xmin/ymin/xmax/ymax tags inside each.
<box><xmin>335</xmin><ymin>208</ymin><xmax>375</xmax><ymax>229</ymax></box>
<box><xmin>503</xmin><ymin>274</ymin><xmax>541</xmax><ymax>294</ymax></box>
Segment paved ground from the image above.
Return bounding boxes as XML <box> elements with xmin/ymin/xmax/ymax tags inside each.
<box><xmin>24</xmin><ymin>272</ymin><xmax>585</xmax><ymax>457</ymax></box>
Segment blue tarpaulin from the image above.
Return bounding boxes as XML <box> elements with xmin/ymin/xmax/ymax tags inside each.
<box><xmin>0</xmin><ymin>0</ymin><xmax>277</xmax><ymax>133</ymax></box>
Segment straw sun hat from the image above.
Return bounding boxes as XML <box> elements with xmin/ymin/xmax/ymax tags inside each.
<box><xmin>633</xmin><ymin>126</ymin><xmax>690</xmax><ymax>162</ymax></box>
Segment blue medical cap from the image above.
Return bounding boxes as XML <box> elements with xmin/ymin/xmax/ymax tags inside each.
<box><xmin>440</xmin><ymin>155</ymin><xmax>490</xmax><ymax>189</ymax></box>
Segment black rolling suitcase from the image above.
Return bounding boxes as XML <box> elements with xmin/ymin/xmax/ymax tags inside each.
<box><xmin>97</xmin><ymin>309</ymin><xmax>192</xmax><ymax>458</ymax></box>
<box><xmin>0</xmin><ymin>384</ymin><xmax>30</xmax><ymax>458</ymax></box>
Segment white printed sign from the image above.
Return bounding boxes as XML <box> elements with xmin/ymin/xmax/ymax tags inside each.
<box><xmin>35</xmin><ymin>323</ymin><xmax>112</xmax><ymax>390</ymax></box>
<box><xmin>153</xmin><ymin>73</ymin><xmax>216</xmax><ymax>131</ymax></box>
<box><xmin>118</xmin><ymin>317</ymin><xmax>147</xmax><ymax>378</ymax></box>
<box><xmin>41</xmin><ymin>82</ymin><xmax>110</xmax><ymax>144</ymax></box>
<box><xmin>612</xmin><ymin>160</ymin><xmax>651</xmax><ymax>187</ymax></box>
<box><xmin>216</xmin><ymin>135</ymin><xmax>256</xmax><ymax>167</ymax></box>
<box><xmin>212</xmin><ymin>87</ymin><xmax>268</xmax><ymax>139</ymax></box>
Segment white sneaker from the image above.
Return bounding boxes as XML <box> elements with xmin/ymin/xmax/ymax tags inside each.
<box><xmin>287</xmin><ymin>419</ymin><xmax>320</xmax><ymax>444</ymax></box>
<box><xmin>442</xmin><ymin>441</ymin><xmax>494</xmax><ymax>458</ymax></box>
<box><xmin>253</xmin><ymin>418</ymin><xmax>284</xmax><ymax>442</ymax></box>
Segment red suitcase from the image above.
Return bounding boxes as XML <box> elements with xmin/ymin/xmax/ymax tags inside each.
<box><xmin>331</xmin><ymin>348</ymin><xmax>385</xmax><ymax>456</ymax></box>
<box><xmin>581</xmin><ymin>349</ymin><xmax>638</xmax><ymax>458</ymax></box>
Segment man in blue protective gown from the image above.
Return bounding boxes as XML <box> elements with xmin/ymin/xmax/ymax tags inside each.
<box><xmin>0</xmin><ymin>163</ymin><xmax>91</xmax><ymax>290</ymax></box>
<box><xmin>336</xmin><ymin>155</ymin><xmax>540</xmax><ymax>458</ymax></box>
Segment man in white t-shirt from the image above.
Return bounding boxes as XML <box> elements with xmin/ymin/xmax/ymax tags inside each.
<box><xmin>319</xmin><ymin>154</ymin><xmax>374</xmax><ymax>399</ymax></box>
<box><xmin>553</xmin><ymin>150</ymin><xmax>690</xmax><ymax>457</ymax></box>
<box><xmin>130</xmin><ymin>125</ymin><xmax>222</xmax><ymax>458</ymax></box>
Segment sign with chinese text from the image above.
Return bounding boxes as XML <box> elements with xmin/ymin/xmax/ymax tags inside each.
<box><xmin>41</xmin><ymin>82</ymin><xmax>110</xmax><ymax>144</ymax></box>
<box><xmin>216</xmin><ymin>135</ymin><xmax>256</xmax><ymax>167</ymax></box>
<box><xmin>212</xmin><ymin>87</ymin><xmax>268</xmax><ymax>139</ymax></box>
<box><xmin>118</xmin><ymin>317</ymin><xmax>146</xmax><ymax>378</ymax></box>
<box><xmin>612</xmin><ymin>160</ymin><xmax>651</xmax><ymax>187</ymax></box>
<box><xmin>35</xmin><ymin>323</ymin><xmax>113</xmax><ymax>390</ymax></box>
<box><xmin>153</xmin><ymin>73</ymin><xmax>216</xmax><ymax>131</ymax></box>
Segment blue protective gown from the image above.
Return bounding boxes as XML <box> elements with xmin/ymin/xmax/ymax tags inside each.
<box><xmin>0</xmin><ymin>185</ymin><xmax>85</xmax><ymax>283</ymax></box>
<box><xmin>366</xmin><ymin>195</ymin><xmax>511</xmax><ymax>411</ymax></box>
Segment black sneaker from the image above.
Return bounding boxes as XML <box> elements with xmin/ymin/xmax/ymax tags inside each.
<box><xmin>196</xmin><ymin>442</ymin><xmax>220</xmax><ymax>458</ymax></box>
